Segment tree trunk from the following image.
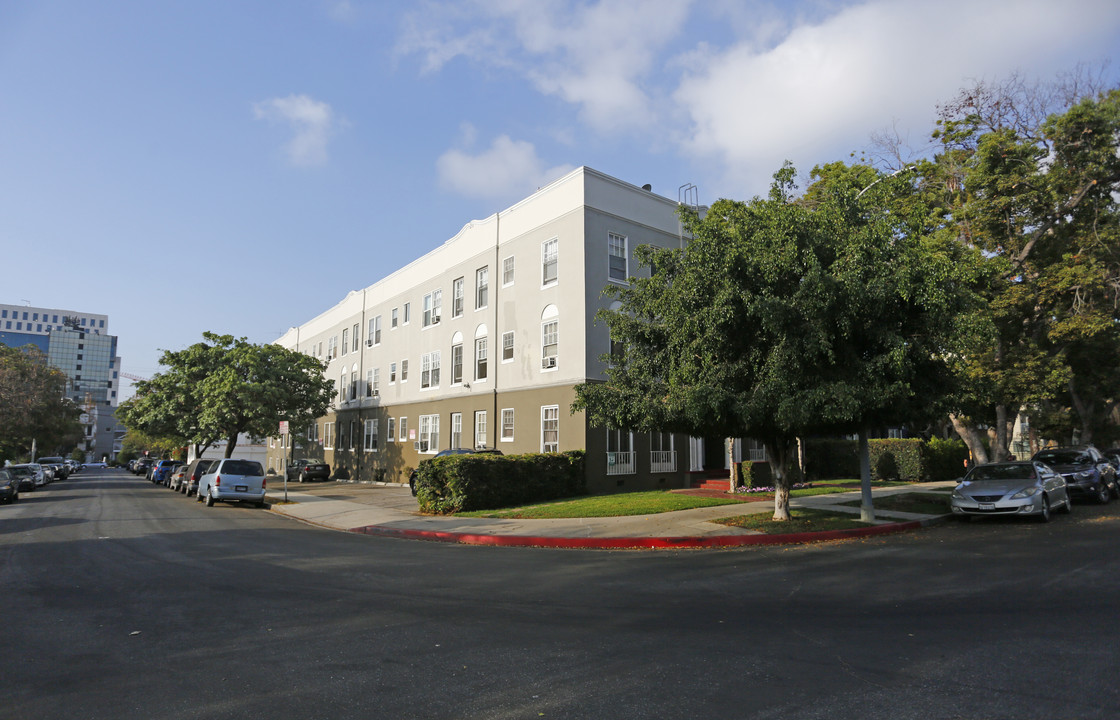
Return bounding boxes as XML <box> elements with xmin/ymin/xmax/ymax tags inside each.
<box><xmin>763</xmin><ymin>437</ymin><xmax>798</xmax><ymax>521</ymax></box>
<box><xmin>1069</xmin><ymin>378</ymin><xmax>1094</xmax><ymax>445</ymax></box>
<box><xmin>726</xmin><ymin>437</ymin><xmax>739</xmax><ymax>492</ymax></box>
<box><xmin>224</xmin><ymin>432</ymin><xmax>238</xmax><ymax>458</ymax></box>
<box><xmin>949</xmin><ymin>413</ymin><xmax>988</xmax><ymax>467</ymax></box>
<box><xmin>991</xmin><ymin>404</ymin><xmax>1009</xmax><ymax>462</ymax></box>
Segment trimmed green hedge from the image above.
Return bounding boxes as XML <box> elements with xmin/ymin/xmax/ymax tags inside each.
<box><xmin>416</xmin><ymin>451</ymin><xmax>586</xmax><ymax>514</ymax></box>
<box><xmin>802</xmin><ymin>437</ymin><xmax>969</xmax><ymax>482</ymax></box>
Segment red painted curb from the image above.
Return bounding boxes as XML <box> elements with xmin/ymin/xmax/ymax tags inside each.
<box><xmin>347</xmin><ymin>517</ymin><xmax>940</xmax><ymax>549</ymax></box>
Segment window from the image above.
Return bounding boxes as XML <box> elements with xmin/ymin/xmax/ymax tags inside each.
<box><xmin>608</xmin><ymin>232</ymin><xmax>628</xmax><ymax>282</ymax></box>
<box><xmin>307</xmin><ymin>423</ymin><xmax>320</xmax><ymax>442</ymax></box>
<box><xmin>503</xmin><ymin>256</ymin><xmax>515</xmax><ymax>286</ymax></box>
<box><xmin>542</xmin><ymin>238</ymin><xmax>558</xmax><ymax>285</ymax></box>
<box><xmin>387</xmin><ymin>417</ymin><xmax>395</xmax><ymax>442</ymax></box>
<box><xmin>401</xmin><ymin>359</ymin><xmax>409</xmax><ymax>382</ymax></box>
<box><xmin>419</xmin><ymin>414</ymin><xmax>440</xmax><ymax>453</ymax></box>
<box><xmin>366</xmin><ymin>368</ymin><xmax>380</xmax><ymax>397</ymax></box>
<box><xmin>650</xmin><ymin>432</ymin><xmax>676</xmax><ymax>472</ymax></box>
<box><xmin>474</xmin><ymin>410</ymin><xmax>487</xmax><ymax>449</ymax></box>
<box><xmin>476</xmin><ymin>266</ymin><xmax>489</xmax><ymax>309</ymax></box>
<box><xmin>389</xmin><ymin>362</ymin><xmax>397</xmax><ymax>384</ymax></box>
<box><xmin>475</xmin><ymin>336</ymin><xmax>488</xmax><ymax>381</ymax></box>
<box><xmin>423</xmin><ymin>289</ymin><xmax>442</xmax><ymax>327</ymax></box>
<box><xmin>341</xmin><ymin>328</ymin><xmax>349</xmax><ymax>355</ymax></box>
<box><xmin>364</xmin><ymin>419</ymin><xmax>379</xmax><ymax>452</ymax></box>
<box><xmin>403</xmin><ymin>302</ymin><xmax>411</xmax><ymax>325</ymax></box>
<box><xmin>350</xmin><ymin>368</ymin><xmax>358</xmax><ymax>401</ymax></box>
<box><xmin>338</xmin><ymin>371</ymin><xmax>346</xmax><ymax>404</ymax></box>
<box><xmin>324</xmin><ymin>422</ymin><xmax>335</xmax><ymax>450</ymax></box>
<box><xmin>327</xmin><ymin>336</ymin><xmax>338</xmax><ymax>359</ymax></box>
<box><xmin>607</xmin><ymin>429</ymin><xmax>635</xmax><ymax>475</ymax></box>
<box><xmin>399</xmin><ymin>417</ymin><xmax>408</xmax><ymax>442</ymax></box>
<box><xmin>391</xmin><ymin>308</ymin><xmax>399</xmax><ymax>328</ymax></box>
<box><xmin>452</xmin><ymin>277</ymin><xmax>465</xmax><ymax>317</ymax></box>
<box><xmin>451</xmin><ymin>341</ymin><xmax>463</xmax><ymax>384</ymax></box>
<box><xmin>352</xmin><ymin>323</ymin><xmax>360</xmax><ymax>352</ymax></box>
<box><xmin>541</xmin><ymin>406</ymin><xmax>559</xmax><ymax>452</ymax></box>
<box><xmin>502</xmin><ymin>331</ymin><xmax>514</xmax><ymax>362</ymax></box>
<box><xmin>369</xmin><ymin>315</ymin><xmax>382</xmax><ymax>345</ymax></box>
<box><xmin>421</xmin><ymin>351</ymin><xmax>441</xmax><ymax>389</ymax></box>
<box><xmin>450</xmin><ymin>412</ymin><xmax>463</xmax><ymax>449</ymax></box>
<box><xmin>541</xmin><ymin>316</ymin><xmax>558</xmax><ymax>371</ymax></box>
<box><xmin>501</xmin><ymin>409</ymin><xmax>514</xmax><ymax>442</ymax></box>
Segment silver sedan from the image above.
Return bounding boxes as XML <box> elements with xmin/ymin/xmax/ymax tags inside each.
<box><xmin>951</xmin><ymin>461</ymin><xmax>1071</xmax><ymax>522</ymax></box>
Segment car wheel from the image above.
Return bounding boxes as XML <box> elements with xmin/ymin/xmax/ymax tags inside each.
<box><xmin>298</xmin><ymin>473</ymin><xmax>306</xmax><ymax>483</ymax></box>
<box><xmin>409</xmin><ymin>474</ymin><xmax>418</xmax><ymax>497</ymax></box>
<box><xmin>1096</xmin><ymin>482</ymin><xmax>1111</xmax><ymax>505</ymax></box>
<box><xmin>205</xmin><ymin>491</ymin><xmax>215</xmax><ymax>507</ymax></box>
<box><xmin>1037</xmin><ymin>495</ymin><xmax>1051</xmax><ymax>523</ymax></box>
<box><xmin>1060</xmin><ymin>492</ymin><xmax>1073</xmax><ymax>514</ymax></box>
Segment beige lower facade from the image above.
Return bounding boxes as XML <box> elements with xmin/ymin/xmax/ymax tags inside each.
<box><xmin>266</xmin><ymin>383</ymin><xmax>698</xmax><ymax>495</ymax></box>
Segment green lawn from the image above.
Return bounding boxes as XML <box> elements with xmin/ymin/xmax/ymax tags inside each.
<box><xmin>713</xmin><ymin>508</ymin><xmax>871</xmax><ymax>533</ymax></box>
<box><xmin>456</xmin><ymin>490</ymin><xmax>744</xmax><ymax>519</ymax></box>
<box><xmin>837</xmin><ymin>492</ymin><xmax>951</xmax><ymax>516</ymax></box>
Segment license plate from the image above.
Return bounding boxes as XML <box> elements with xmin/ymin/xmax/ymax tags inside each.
<box><xmin>235</xmin><ymin>485</ymin><xmax>248</xmax><ymax>492</ymax></box>
<box><xmin>979</xmin><ymin>502</ymin><xmax>995</xmax><ymax>510</ymax></box>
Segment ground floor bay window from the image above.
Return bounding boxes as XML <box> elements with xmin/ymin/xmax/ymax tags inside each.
<box><xmin>650</xmin><ymin>432</ymin><xmax>676</xmax><ymax>472</ymax></box>
<box><xmin>606</xmin><ymin>428</ymin><xmax>635</xmax><ymax>475</ymax></box>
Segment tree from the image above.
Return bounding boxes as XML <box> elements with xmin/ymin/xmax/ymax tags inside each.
<box><xmin>118</xmin><ymin>333</ymin><xmax>335</xmax><ymax>458</ymax></box>
<box><xmin>931</xmin><ymin>73</ymin><xmax>1120</xmax><ymax>453</ymax></box>
<box><xmin>0</xmin><ymin>344</ymin><xmax>82</xmax><ymax>462</ymax></box>
<box><xmin>573</xmin><ymin>165</ymin><xmax>974</xmax><ymax>520</ymax></box>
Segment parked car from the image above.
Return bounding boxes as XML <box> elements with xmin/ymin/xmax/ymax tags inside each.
<box><xmin>409</xmin><ymin>448</ymin><xmax>503</xmax><ymax>496</ymax></box>
<box><xmin>65</xmin><ymin>459</ymin><xmax>81</xmax><ymax>474</ymax></box>
<box><xmin>951</xmin><ymin>461</ymin><xmax>1071</xmax><ymax>522</ymax></box>
<box><xmin>133</xmin><ymin>458</ymin><xmax>154</xmax><ymax>476</ymax></box>
<box><xmin>0</xmin><ymin>468</ymin><xmax>19</xmax><ymax>504</ymax></box>
<box><xmin>285</xmin><ymin>459</ymin><xmax>331</xmax><ymax>483</ymax></box>
<box><xmin>197</xmin><ymin>459</ymin><xmax>267</xmax><ymax>507</ymax></box>
<box><xmin>151</xmin><ymin>460</ymin><xmax>183</xmax><ymax>485</ymax></box>
<box><xmin>168</xmin><ymin>466</ymin><xmax>189</xmax><ymax>492</ymax></box>
<box><xmin>38</xmin><ymin>457</ymin><xmax>68</xmax><ymax>482</ymax></box>
<box><xmin>8</xmin><ymin>464</ymin><xmax>42</xmax><ymax>492</ymax></box>
<box><xmin>1031</xmin><ymin>446</ymin><xmax>1117</xmax><ymax>504</ymax></box>
<box><xmin>181</xmin><ymin>459</ymin><xmax>215</xmax><ymax>497</ymax></box>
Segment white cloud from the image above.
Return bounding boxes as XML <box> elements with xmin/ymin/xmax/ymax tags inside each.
<box><xmin>253</xmin><ymin>94</ymin><xmax>337</xmax><ymax>167</ymax></box>
<box><xmin>437</xmin><ymin>133</ymin><xmax>575</xmax><ymax>200</ymax></box>
<box><xmin>674</xmin><ymin>0</ymin><xmax>1120</xmax><ymax>195</ymax></box>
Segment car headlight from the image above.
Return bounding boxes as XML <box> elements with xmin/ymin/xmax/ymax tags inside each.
<box><xmin>1076</xmin><ymin>470</ymin><xmax>1094</xmax><ymax>480</ymax></box>
<box><xmin>951</xmin><ymin>489</ymin><xmax>966</xmax><ymax>500</ymax></box>
<box><xmin>1011</xmin><ymin>487</ymin><xmax>1040</xmax><ymax>499</ymax></box>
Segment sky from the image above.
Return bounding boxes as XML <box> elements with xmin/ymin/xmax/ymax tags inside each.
<box><xmin>2</xmin><ymin>0</ymin><xmax>1119</xmax><ymax>395</ymax></box>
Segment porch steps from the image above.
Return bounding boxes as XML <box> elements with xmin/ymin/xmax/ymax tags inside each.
<box><xmin>688</xmin><ymin>472</ymin><xmax>731</xmax><ymax>492</ymax></box>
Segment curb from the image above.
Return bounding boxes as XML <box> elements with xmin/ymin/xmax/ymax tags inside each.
<box><xmin>342</xmin><ymin>515</ymin><xmax>950</xmax><ymax>550</ymax></box>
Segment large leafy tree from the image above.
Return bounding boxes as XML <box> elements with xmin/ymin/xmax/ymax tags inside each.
<box><xmin>573</xmin><ymin>165</ymin><xmax>974</xmax><ymax>520</ymax></box>
<box><xmin>0</xmin><ymin>344</ymin><xmax>82</xmax><ymax>462</ymax></box>
<box><xmin>931</xmin><ymin>75</ymin><xmax>1120</xmax><ymax>454</ymax></box>
<box><xmin>118</xmin><ymin>333</ymin><xmax>334</xmax><ymax>458</ymax></box>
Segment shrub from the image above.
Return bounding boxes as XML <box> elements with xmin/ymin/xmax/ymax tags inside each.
<box><xmin>738</xmin><ymin>461</ymin><xmax>772</xmax><ymax>489</ymax></box>
<box><xmin>921</xmin><ymin>437</ymin><xmax>970</xmax><ymax>482</ymax></box>
<box><xmin>868</xmin><ymin>439</ymin><xmax>923</xmax><ymax>481</ymax></box>
<box><xmin>416</xmin><ymin>451</ymin><xmax>586</xmax><ymax>514</ymax></box>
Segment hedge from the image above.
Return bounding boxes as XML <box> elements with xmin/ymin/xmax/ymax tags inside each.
<box><xmin>802</xmin><ymin>437</ymin><xmax>969</xmax><ymax>482</ymax></box>
<box><xmin>416</xmin><ymin>451</ymin><xmax>586</xmax><ymax>514</ymax></box>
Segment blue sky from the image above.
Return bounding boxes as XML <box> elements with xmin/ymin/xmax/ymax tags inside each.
<box><xmin>2</xmin><ymin>0</ymin><xmax>1119</xmax><ymax>392</ymax></box>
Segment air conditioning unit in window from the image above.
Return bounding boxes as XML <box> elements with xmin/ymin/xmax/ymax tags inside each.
<box><xmin>432</xmin><ymin>315</ymin><xmax>440</xmax><ymax>324</ymax></box>
<box><xmin>542</xmin><ymin>357</ymin><xmax>557</xmax><ymax>369</ymax></box>
<box><xmin>372</xmin><ymin>390</ymin><xmax>379</xmax><ymax>397</ymax></box>
<box><xmin>413</xmin><ymin>441</ymin><xmax>421</xmax><ymax>451</ymax></box>
<box><xmin>366</xmin><ymin>340</ymin><xmax>373</xmax><ymax>347</ymax></box>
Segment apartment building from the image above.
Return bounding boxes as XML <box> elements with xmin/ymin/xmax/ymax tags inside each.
<box><xmin>268</xmin><ymin>167</ymin><xmax>719</xmax><ymax>494</ymax></box>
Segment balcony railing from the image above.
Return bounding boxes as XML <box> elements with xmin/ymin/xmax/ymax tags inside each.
<box><xmin>606</xmin><ymin>452</ymin><xmax>636</xmax><ymax>475</ymax></box>
<box><xmin>650</xmin><ymin>451</ymin><xmax>677</xmax><ymax>473</ymax></box>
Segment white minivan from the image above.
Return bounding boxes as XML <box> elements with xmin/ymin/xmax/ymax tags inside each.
<box><xmin>196</xmin><ymin>459</ymin><xmax>267</xmax><ymax>507</ymax></box>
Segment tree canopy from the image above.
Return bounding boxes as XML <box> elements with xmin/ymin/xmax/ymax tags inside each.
<box><xmin>118</xmin><ymin>333</ymin><xmax>335</xmax><ymax>458</ymax></box>
<box><xmin>0</xmin><ymin>344</ymin><xmax>82</xmax><ymax>462</ymax></box>
<box><xmin>573</xmin><ymin>164</ymin><xmax>978</xmax><ymax>519</ymax></box>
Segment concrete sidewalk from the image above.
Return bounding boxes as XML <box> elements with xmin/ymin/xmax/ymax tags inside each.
<box><xmin>264</xmin><ymin>480</ymin><xmax>955</xmax><ymax>549</ymax></box>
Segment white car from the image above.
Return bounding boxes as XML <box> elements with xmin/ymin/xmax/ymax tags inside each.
<box><xmin>197</xmin><ymin>459</ymin><xmax>267</xmax><ymax>508</ymax></box>
<box><xmin>951</xmin><ymin>461</ymin><xmax>1071</xmax><ymax>522</ymax></box>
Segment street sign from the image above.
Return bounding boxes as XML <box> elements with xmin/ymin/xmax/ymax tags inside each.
<box><xmin>279</xmin><ymin>421</ymin><xmax>289</xmax><ymax>435</ymax></box>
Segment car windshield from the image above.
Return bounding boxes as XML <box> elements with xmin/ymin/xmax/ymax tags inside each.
<box><xmin>1035</xmin><ymin>451</ymin><xmax>1090</xmax><ymax>465</ymax></box>
<box><xmin>222</xmin><ymin>461</ymin><xmax>263</xmax><ymax>476</ymax></box>
<box><xmin>969</xmin><ymin>464</ymin><xmax>1037</xmax><ymax>481</ymax></box>
<box><xmin>10</xmin><ymin>467</ymin><xmax>34</xmax><ymax>477</ymax></box>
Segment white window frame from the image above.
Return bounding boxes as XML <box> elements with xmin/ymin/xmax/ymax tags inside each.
<box><xmin>502</xmin><ymin>255</ymin><xmax>515</xmax><ymax>286</ymax></box>
<box><xmin>608</xmin><ymin>232</ymin><xmax>628</xmax><ymax>283</ymax></box>
<box><xmin>420</xmin><ymin>351</ymin><xmax>441</xmax><ymax>389</ymax></box>
<box><xmin>341</xmin><ymin>328</ymin><xmax>349</xmax><ymax>356</ymax></box>
<box><xmin>451</xmin><ymin>342</ymin><xmax>463</xmax><ymax>385</ymax></box>
<box><xmin>364</xmin><ymin>419</ymin><xmax>379</xmax><ymax>452</ymax></box>
<box><xmin>324</xmin><ymin>422</ymin><xmax>335</xmax><ymax>450</ymax></box>
<box><xmin>476</xmin><ymin>266</ymin><xmax>489</xmax><ymax>310</ymax></box>
<box><xmin>387</xmin><ymin>417</ymin><xmax>395</xmax><ymax>442</ymax></box>
<box><xmin>542</xmin><ymin>237</ymin><xmax>558</xmax><ymax>286</ymax></box>
<box><xmin>369</xmin><ymin>315</ymin><xmax>382</xmax><ymax>346</ymax></box>
<box><xmin>541</xmin><ymin>406</ymin><xmax>559</xmax><ymax>453</ymax></box>
<box><xmin>650</xmin><ymin>432</ymin><xmax>676</xmax><ymax>472</ymax></box>
<box><xmin>403</xmin><ymin>302</ymin><xmax>411</xmax><ymax>325</ymax></box>
<box><xmin>502</xmin><ymin>331</ymin><xmax>514</xmax><ymax>363</ymax></box>
<box><xmin>399</xmin><ymin>417</ymin><xmax>408</xmax><ymax>442</ymax></box>
<box><xmin>418</xmin><ymin>414</ymin><xmax>440</xmax><ymax>454</ymax></box>
<box><xmin>391</xmin><ymin>307</ymin><xmax>399</xmax><ymax>329</ymax></box>
<box><xmin>401</xmin><ymin>358</ymin><xmax>409</xmax><ymax>382</ymax></box>
<box><xmin>389</xmin><ymin>361</ymin><xmax>397</xmax><ymax>384</ymax></box>
<box><xmin>607</xmin><ymin>428</ymin><xmax>636</xmax><ymax>475</ymax></box>
<box><xmin>423</xmin><ymin>289</ymin><xmax>442</xmax><ymax>328</ymax></box>
<box><xmin>501</xmin><ymin>408</ymin><xmax>514</xmax><ymax>442</ymax></box>
<box><xmin>474</xmin><ymin>410</ymin><xmax>488</xmax><ymax>450</ymax></box>
<box><xmin>475</xmin><ymin>336</ymin><xmax>488</xmax><ymax>382</ymax></box>
<box><xmin>352</xmin><ymin>323</ymin><xmax>360</xmax><ymax>353</ymax></box>
<box><xmin>452</xmin><ymin>277</ymin><xmax>464</xmax><ymax>318</ymax></box>
<box><xmin>450</xmin><ymin>412</ymin><xmax>463</xmax><ymax>450</ymax></box>
<box><xmin>541</xmin><ymin>319</ymin><xmax>558</xmax><ymax>371</ymax></box>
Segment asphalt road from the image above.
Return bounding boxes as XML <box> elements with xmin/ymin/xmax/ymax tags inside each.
<box><xmin>3</xmin><ymin>468</ymin><xmax>1119</xmax><ymax>720</ymax></box>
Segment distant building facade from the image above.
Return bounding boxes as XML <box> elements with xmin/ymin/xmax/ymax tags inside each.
<box><xmin>268</xmin><ymin>167</ymin><xmax>734</xmax><ymax>493</ymax></box>
<box><xmin>0</xmin><ymin>303</ymin><xmax>123</xmax><ymax>461</ymax></box>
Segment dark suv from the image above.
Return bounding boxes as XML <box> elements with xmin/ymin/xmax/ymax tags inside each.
<box><xmin>180</xmin><ymin>459</ymin><xmax>215</xmax><ymax>497</ymax></box>
<box><xmin>1031</xmin><ymin>446</ymin><xmax>1118</xmax><ymax>504</ymax></box>
<box><xmin>285</xmin><ymin>459</ymin><xmax>331</xmax><ymax>483</ymax></box>
<box><xmin>409</xmin><ymin>448</ymin><xmax>503</xmax><ymax>496</ymax></box>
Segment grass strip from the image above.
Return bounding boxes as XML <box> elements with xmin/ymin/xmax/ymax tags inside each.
<box><xmin>713</xmin><ymin>507</ymin><xmax>871</xmax><ymax>533</ymax></box>
<box><xmin>457</xmin><ymin>490</ymin><xmax>744</xmax><ymax>519</ymax></box>
<box><xmin>836</xmin><ymin>492</ymin><xmax>950</xmax><ymax>516</ymax></box>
